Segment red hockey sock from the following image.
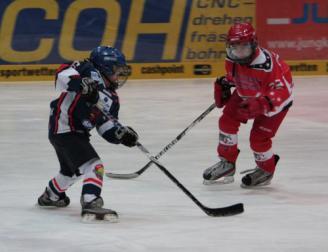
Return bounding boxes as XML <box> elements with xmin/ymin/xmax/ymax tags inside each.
<box><xmin>217</xmin><ymin>144</ymin><xmax>239</xmax><ymax>163</ymax></box>
<box><xmin>255</xmin><ymin>155</ymin><xmax>276</xmax><ymax>173</ymax></box>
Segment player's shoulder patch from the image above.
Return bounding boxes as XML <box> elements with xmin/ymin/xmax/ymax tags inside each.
<box><xmin>249</xmin><ymin>49</ymin><xmax>273</xmax><ymax>72</ymax></box>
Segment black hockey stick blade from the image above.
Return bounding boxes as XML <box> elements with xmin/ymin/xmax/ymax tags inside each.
<box><xmin>203</xmin><ymin>203</ymin><xmax>244</xmax><ymax>217</ymax></box>
<box><xmin>136</xmin><ymin>143</ymin><xmax>245</xmax><ymax>217</ymax></box>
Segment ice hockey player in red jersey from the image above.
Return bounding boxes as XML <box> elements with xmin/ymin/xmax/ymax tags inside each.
<box><xmin>203</xmin><ymin>23</ymin><xmax>293</xmax><ymax>188</ymax></box>
<box><xmin>37</xmin><ymin>46</ymin><xmax>138</xmax><ymax>222</ymax></box>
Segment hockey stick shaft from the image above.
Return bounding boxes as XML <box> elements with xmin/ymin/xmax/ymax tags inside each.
<box><xmin>136</xmin><ymin>142</ymin><xmax>244</xmax><ymax>217</ymax></box>
<box><xmin>106</xmin><ymin>103</ymin><xmax>216</xmax><ymax>179</ymax></box>
<box><xmin>95</xmin><ymin>94</ymin><xmax>243</xmax><ymax>216</ymax></box>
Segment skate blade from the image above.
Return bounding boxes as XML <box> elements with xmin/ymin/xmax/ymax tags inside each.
<box><xmin>240</xmin><ymin>180</ymin><xmax>271</xmax><ymax>189</ymax></box>
<box><xmin>35</xmin><ymin>203</ymin><xmax>61</xmax><ymax>209</ymax></box>
<box><xmin>203</xmin><ymin>176</ymin><xmax>234</xmax><ymax>185</ymax></box>
<box><xmin>81</xmin><ymin>213</ymin><xmax>119</xmax><ymax>223</ymax></box>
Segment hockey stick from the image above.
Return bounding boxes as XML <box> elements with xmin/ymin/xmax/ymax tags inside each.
<box><xmin>136</xmin><ymin>142</ymin><xmax>244</xmax><ymax>217</ymax></box>
<box><xmin>94</xmin><ymin>92</ymin><xmax>243</xmax><ymax>216</ymax></box>
<box><xmin>106</xmin><ymin>103</ymin><xmax>216</xmax><ymax>179</ymax></box>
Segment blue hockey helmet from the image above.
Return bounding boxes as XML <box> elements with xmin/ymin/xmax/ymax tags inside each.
<box><xmin>89</xmin><ymin>46</ymin><xmax>129</xmax><ymax>89</ymax></box>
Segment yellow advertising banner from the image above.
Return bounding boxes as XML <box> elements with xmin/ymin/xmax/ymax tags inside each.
<box><xmin>0</xmin><ymin>0</ymin><xmax>327</xmax><ymax>82</ymax></box>
<box><xmin>182</xmin><ymin>0</ymin><xmax>255</xmax><ymax>62</ymax></box>
<box><xmin>0</xmin><ymin>60</ymin><xmax>326</xmax><ymax>82</ymax></box>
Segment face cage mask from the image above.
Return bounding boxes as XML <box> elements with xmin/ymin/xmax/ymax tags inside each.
<box><xmin>101</xmin><ymin>65</ymin><xmax>130</xmax><ymax>90</ymax></box>
<box><xmin>226</xmin><ymin>42</ymin><xmax>256</xmax><ymax>65</ymax></box>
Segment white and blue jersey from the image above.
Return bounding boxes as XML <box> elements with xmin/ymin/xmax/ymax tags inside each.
<box><xmin>48</xmin><ymin>60</ymin><xmax>122</xmax><ymax>144</ymax></box>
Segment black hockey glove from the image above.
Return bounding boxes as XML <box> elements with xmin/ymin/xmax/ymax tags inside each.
<box><xmin>80</xmin><ymin>77</ymin><xmax>99</xmax><ymax>104</ymax></box>
<box><xmin>214</xmin><ymin>77</ymin><xmax>233</xmax><ymax>108</ymax></box>
<box><xmin>115</xmin><ymin>126</ymin><xmax>139</xmax><ymax>147</ymax></box>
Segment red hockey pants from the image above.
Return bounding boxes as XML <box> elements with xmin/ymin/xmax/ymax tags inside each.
<box><xmin>217</xmin><ymin>92</ymin><xmax>288</xmax><ymax>173</ymax></box>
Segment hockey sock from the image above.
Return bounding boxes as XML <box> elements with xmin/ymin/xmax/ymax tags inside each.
<box><xmin>217</xmin><ymin>130</ymin><xmax>239</xmax><ymax>163</ymax></box>
<box><xmin>253</xmin><ymin>149</ymin><xmax>276</xmax><ymax>173</ymax></box>
<box><xmin>48</xmin><ymin>173</ymin><xmax>79</xmax><ymax>200</ymax></box>
<box><xmin>79</xmin><ymin>158</ymin><xmax>104</xmax><ymax>202</ymax></box>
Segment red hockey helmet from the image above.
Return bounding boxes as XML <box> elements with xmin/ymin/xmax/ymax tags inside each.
<box><xmin>226</xmin><ymin>23</ymin><xmax>258</xmax><ymax>64</ymax></box>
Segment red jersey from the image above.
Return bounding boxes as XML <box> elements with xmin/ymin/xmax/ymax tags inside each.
<box><xmin>225</xmin><ymin>48</ymin><xmax>293</xmax><ymax>117</ymax></box>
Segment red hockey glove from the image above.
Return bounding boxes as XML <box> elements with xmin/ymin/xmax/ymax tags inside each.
<box><xmin>214</xmin><ymin>77</ymin><xmax>232</xmax><ymax>108</ymax></box>
<box><xmin>238</xmin><ymin>97</ymin><xmax>271</xmax><ymax>119</ymax></box>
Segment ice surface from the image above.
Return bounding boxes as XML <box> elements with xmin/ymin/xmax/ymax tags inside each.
<box><xmin>0</xmin><ymin>77</ymin><xmax>327</xmax><ymax>252</ymax></box>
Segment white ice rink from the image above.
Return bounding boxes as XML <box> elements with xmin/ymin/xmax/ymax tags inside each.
<box><xmin>0</xmin><ymin>77</ymin><xmax>327</xmax><ymax>252</ymax></box>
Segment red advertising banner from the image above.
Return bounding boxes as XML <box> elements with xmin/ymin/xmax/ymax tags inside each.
<box><xmin>256</xmin><ymin>0</ymin><xmax>328</xmax><ymax>60</ymax></box>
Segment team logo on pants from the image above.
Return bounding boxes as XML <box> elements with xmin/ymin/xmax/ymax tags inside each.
<box><xmin>94</xmin><ymin>164</ymin><xmax>104</xmax><ymax>180</ymax></box>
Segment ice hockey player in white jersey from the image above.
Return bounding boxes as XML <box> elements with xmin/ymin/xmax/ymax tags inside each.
<box><xmin>37</xmin><ymin>46</ymin><xmax>138</xmax><ymax>222</ymax></box>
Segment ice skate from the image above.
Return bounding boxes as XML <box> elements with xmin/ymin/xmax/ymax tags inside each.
<box><xmin>37</xmin><ymin>188</ymin><xmax>70</xmax><ymax>208</ymax></box>
<box><xmin>203</xmin><ymin>158</ymin><xmax>235</xmax><ymax>185</ymax></box>
<box><xmin>81</xmin><ymin>196</ymin><xmax>118</xmax><ymax>223</ymax></box>
<box><xmin>240</xmin><ymin>168</ymin><xmax>273</xmax><ymax>188</ymax></box>
<box><xmin>241</xmin><ymin>155</ymin><xmax>279</xmax><ymax>188</ymax></box>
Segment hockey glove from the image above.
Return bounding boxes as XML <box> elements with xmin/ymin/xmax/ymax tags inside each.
<box><xmin>238</xmin><ymin>96</ymin><xmax>271</xmax><ymax>119</ymax></box>
<box><xmin>214</xmin><ymin>77</ymin><xmax>233</xmax><ymax>108</ymax></box>
<box><xmin>115</xmin><ymin>126</ymin><xmax>139</xmax><ymax>147</ymax></box>
<box><xmin>80</xmin><ymin>77</ymin><xmax>99</xmax><ymax>104</ymax></box>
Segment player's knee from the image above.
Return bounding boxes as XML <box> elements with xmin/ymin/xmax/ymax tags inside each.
<box><xmin>249</xmin><ymin>129</ymin><xmax>272</xmax><ymax>152</ymax></box>
<box><xmin>78</xmin><ymin>158</ymin><xmax>101</xmax><ymax>174</ymax></box>
<box><xmin>78</xmin><ymin>158</ymin><xmax>104</xmax><ymax>179</ymax></box>
<box><xmin>219</xmin><ymin>114</ymin><xmax>240</xmax><ymax>133</ymax></box>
